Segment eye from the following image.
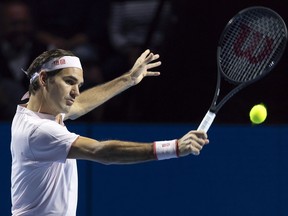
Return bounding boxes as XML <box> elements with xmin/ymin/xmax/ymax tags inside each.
<box><xmin>65</xmin><ymin>79</ymin><xmax>76</xmax><ymax>85</ymax></box>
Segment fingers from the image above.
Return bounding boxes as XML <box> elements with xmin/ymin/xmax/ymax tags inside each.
<box><xmin>133</xmin><ymin>50</ymin><xmax>161</xmax><ymax>72</ymax></box>
<box><xmin>178</xmin><ymin>130</ymin><xmax>209</xmax><ymax>157</ymax></box>
<box><xmin>190</xmin><ymin>130</ymin><xmax>208</xmax><ymax>139</ymax></box>
<box><xmin>145</xmin><ymin>57</ymin><xmax>161</xmax><ymax>76</ymax></box>
<box><xmin>146</xmin><ymin>61</ymin><xmax>161</xmax><ymax>70</ymax></box>
<box><xmin>141</xmin><ymin>49</ymin><xmax>151</xmax><ymax>59</ymax></box>
<box><xmin>140</xmin><ymin>49</ymin><xmax>160</xmax><ymax>64</ymax></box>
<box><xmin>188</xmin><ymin>137</ymin><xmax>207</xmax><ymax>155</ymax></box>
<box><xmin>190</xmin><ymin>138</ymin><xmax>207</xmax><ymax>155</ymax></box>
<box><xmin>148</xmin><ymin>53</ymin><xmax>160</xmax><ymax>62</ymax></box>
<box><xmin>146</xmin><ymin>71</ymin><xmax>161</xmax><ymax>76</ymax></box>
<box><xmin>133</xmin><ymin>50</ymin><xmax>161</xmax><ymax>77</ymax></box>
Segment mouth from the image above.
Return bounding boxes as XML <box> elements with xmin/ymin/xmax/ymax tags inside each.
<box><xmin>66</xmin><ymin>98</ymin><xmax>74</xmax><ymax>106</ymax></box>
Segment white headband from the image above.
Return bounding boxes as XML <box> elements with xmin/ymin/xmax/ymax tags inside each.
<box><xmin>29</xmin><ymin>56</ymin><xmax>82</xmax><ymax>84</ymax></box>
<box><xmin>21</xmin><ymin>56</ymin><xmax>82</xmax><ymax>101</ymax></box>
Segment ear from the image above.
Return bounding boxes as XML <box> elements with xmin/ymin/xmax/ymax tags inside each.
<box><xmin>39</xmin><ymin>71</ymin><xmax>48</xmax><ymax>86</ymax></box>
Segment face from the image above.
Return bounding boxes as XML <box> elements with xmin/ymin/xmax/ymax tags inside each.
<box><xmin>42</xmin><ymin>68</ymin><xmax>84</xmax><ymax>115</ymax></box>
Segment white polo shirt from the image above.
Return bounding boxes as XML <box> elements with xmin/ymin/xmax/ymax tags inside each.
<box><xmin>11</xmin><ymin>105</ymin><xmax>79</xmax><ymax>216</ymax></box>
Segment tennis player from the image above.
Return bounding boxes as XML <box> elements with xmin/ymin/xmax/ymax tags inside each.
<box><xmin>10</xmin><ymin>48</ymin><xmax>209</xmax><ymax>215</ymax></box>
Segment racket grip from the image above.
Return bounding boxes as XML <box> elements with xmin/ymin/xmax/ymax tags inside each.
<box><xmin>197</xmin><ymin>110</ymin><xmax>216</xmax><ymax>133</ymax></box>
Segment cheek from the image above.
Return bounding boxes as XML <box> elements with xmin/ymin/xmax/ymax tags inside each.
<box><xmin>49</xmin><ymin>84</ymin><xmax>69</xmax><ymax>99</ymax></box>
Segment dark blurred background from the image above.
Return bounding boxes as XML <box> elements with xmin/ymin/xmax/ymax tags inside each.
<box><xmin>2</xmin><ymin>2</ymin><xmax>288</xmax><ymax>215</ymax></box>
<box><xmin>0</xmin><ymin>0</ymin><xmax>287</xmax><ymax>125</ymax></box>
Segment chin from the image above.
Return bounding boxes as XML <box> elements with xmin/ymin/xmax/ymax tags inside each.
<box><xmin>59</xmin><ymin>105</ymin><xmax>70</xmax><ymax>114</ymax></box>
<box><xmin>63</xmin><ymin>107</ymin><xmax>71</xmax><ymax>113</ymax></box>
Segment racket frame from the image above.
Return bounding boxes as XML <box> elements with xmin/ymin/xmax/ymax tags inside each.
<box><xmin>197</xmin><ymin>6</ymin><xmax>287</xmax><ymax>132</ymax></box>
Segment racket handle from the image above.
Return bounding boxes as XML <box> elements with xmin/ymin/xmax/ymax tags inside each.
<box><xmin>197</xmin><ymin>110</ymin><xmax>216</xmax><ymax>132</ymax></box>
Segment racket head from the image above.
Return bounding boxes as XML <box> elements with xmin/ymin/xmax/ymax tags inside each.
<box><xmin>218</xmin><ymin>6</ymin><xmax>287</xmax><ymax>84</ymax></box>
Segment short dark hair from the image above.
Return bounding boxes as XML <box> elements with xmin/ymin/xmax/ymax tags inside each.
<box><xmin>27</xmin><ymin>49</ymin><xmax>75</xmax><ymax>94</ymax></box>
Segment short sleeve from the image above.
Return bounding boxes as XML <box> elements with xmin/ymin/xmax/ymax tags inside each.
<box><xmin>29</xmin><ymin>120</ymin><xmax>79</xmax><ymax>163</ymax></box>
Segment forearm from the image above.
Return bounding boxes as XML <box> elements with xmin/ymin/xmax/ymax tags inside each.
<box><xmin>67</xmin><ymin>49</ymin><xmax>161</xmax><ymax>120</ymax></box>
<box><xmin>68</xmin><ymin>137</ymin><xmax>155</xmax><ymax>164</ymax></box>
<box><xmin>68</xmin><ymin>73</ymin><xmax>133</xmax><ymax>119</ymax></box>
<box><xmin>96</xmin><ymin>140</ymin><xmax>155</xmax><ymax>164</ymax></box>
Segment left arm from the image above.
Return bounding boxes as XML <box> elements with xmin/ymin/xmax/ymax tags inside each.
<box><xmin>67</xmin><ymin>131</ymin><xmax>209</xmax><ymax>164</ymax></box>
<box><xmin>66</xmin><ymin>49</ymin><xmax>161</xmax><ymax>120</ymax></box>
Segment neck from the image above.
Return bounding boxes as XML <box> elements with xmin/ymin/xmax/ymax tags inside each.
<box><xmin>27</xmin><ymin>92</ymin><xmax>53</xmax><ymax>115</ymax></box>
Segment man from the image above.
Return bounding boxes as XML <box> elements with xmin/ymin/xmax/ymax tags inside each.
<box><xmin>11</xmin><ymin>48</ymin><xmax>209</xmax><ymax>215</ymax></box>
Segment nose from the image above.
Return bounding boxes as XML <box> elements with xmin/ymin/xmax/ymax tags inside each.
<box><xmin>71</xmin><ymin>85</ymin><xmax>80</xmax><ymax>97</ymax></box>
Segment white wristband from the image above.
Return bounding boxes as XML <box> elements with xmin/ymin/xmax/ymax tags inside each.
<box><xmin>153</xmin><ymin>139</ymin><xmax>179</xmax><ymax>160</ymax></box>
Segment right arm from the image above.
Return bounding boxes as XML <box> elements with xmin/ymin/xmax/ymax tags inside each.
<box><xmin>66</xmin><ymin>49</ymin><xmax>161</xmax><ymax>120</ymax></box>
<box><xmin>67</xmin><ymin>131</ymin><xmax>209</xmax><ymax>165</ymax></box>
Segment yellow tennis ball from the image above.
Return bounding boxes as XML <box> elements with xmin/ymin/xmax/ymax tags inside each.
<box><xmin>249</xmin><ymin>104</ymin><xmax>267</xmax><ymax>124</ymax></box>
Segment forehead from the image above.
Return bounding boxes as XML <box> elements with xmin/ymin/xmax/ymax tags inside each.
<box><xmin>57</xmin><ymin>67</ymin><xmax>84</xmax><ymax>83</ymax></box>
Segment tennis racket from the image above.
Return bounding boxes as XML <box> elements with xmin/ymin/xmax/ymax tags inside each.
<box><xmin>197</xmin><ymin>6</ymin><xmax>287</xmax><ymax>132</ymax></box>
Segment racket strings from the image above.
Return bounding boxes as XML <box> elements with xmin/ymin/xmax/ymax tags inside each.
<box><xmin>223</xmin><ymin>24</ymin><xmax>282</xmax><ymax>81</ymax></box>
<box><xmin>220</xmin><ymin>9</ymin><xmax>287</xmax><ymax>83</ymax></box>
<box><xmin>223</xmin><ymin>30</ymin><xmax>283</xmax><ymax>81</ymax></box>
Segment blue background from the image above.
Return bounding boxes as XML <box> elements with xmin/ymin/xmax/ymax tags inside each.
<box><xmin>1</xmin><ymin>122</ymin><xmax>288</xmax><ymax>216</ymax></box>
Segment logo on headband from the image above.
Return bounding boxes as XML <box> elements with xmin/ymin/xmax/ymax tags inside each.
<box><xmin>52</xmin><ymin>59</ymin><xmax>66</xmax><ymax>66</ymax></box>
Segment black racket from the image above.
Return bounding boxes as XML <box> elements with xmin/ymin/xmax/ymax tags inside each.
<box><xmin>197</xmin><ymin>6</ymin><xmax>287</xmax><ymax>132</ymax></box>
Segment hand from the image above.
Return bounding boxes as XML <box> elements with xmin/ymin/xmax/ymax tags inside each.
<box><xmin>178</xmin><ymin>131</ymin><xmax>209</xmax><ymax>156</ymax></box>
<box><xmin>128</xmin><ymin>49</ymin><xmax>161</xmax><ymax>86</ymax></box>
